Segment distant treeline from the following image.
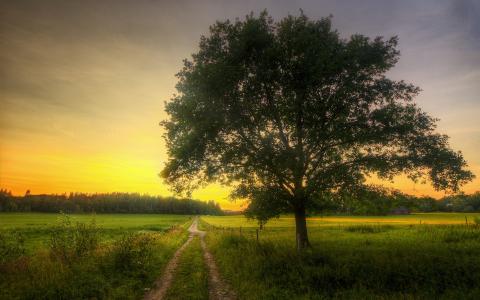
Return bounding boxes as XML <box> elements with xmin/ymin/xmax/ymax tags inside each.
<box><xmin>0</xmin><ymin>190</ymin><xmax>223</xmax><ymax>215</ymax></box>
<box><xmin>317</xmin><ymin>186</ymin><xmax>480</xmax><ymax>215</ymax></box>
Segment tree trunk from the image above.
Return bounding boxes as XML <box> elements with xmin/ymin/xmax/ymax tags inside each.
<box><xmin>294</xmin><ymin>204</ymin><xmax>310</xmax><ymax>251</ymax></box>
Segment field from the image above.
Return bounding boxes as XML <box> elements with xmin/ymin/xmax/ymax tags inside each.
<box><xmin>201</xmin><ymin>213</ymin><xmax>480</xmax><ymax>299</ymax></box>
<box><xmin>2</xmin><ymin>212</ymin><xmax>480</xmax><ymax>299</ymax></box>
<box><xmin>0</xmin><ymin>213</ymin><xmax>192</xmax><ymax>299</ymax></box>
<box><xmin>202</xmin><ymin>212</ymin><xmax>480</xmax><ymax>228</ymax></box>
<box><xmin>0</xmin><ymin>213</ymin><xmax>191</xmax><ymax>251</ymax></box>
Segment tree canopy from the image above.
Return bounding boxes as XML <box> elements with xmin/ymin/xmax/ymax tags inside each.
<box><xmin>161</xmin><ymin>11</ymin><xmax>474</xmax><ymax>249</ymax></box>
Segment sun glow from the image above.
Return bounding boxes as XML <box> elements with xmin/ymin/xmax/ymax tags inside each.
<box><xmin>1</xmin><ymin>1</ymin><xmax>479</xmax><ymax>210</ymax></box>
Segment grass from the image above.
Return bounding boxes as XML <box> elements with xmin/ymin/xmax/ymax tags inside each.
<box><xmin>165</xmin><ymin>237</ymin><xmax>209</xmax><ymax>300</ymax></box>
<box><xmin>3</xmin><ymin>212</ymin><xmax>480</xmax><ymax>298</ymax></box>
<box><xmin>0</xmin><ymin>213</ymin><xmax>192</xmax><ymax>299</ymax></box>
<box><xmin>344</xmin><ymin>224</ymin><xmax>393</xmax><ymax>233</ymax></box>
<box><xmin>0</xmin><ymin>213</ymin><xmax>191</xmax><ymax>251</ymax></box>
<box><xmin>201</xmin><ymin>215</ymin><xmax>480</xmax><ymax>299</ymax></box>
<box><xmin>202</xmin><ymin>212</ymin><xmax>480</xmax><ymax>229</ymax></box>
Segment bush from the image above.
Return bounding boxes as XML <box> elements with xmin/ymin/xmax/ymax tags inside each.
<box><xmin>112</xmin><ymin>233</ymin><xmax>156</xmax><ymax>275</ymax></box>
<box><xmin>49</xmin><ymin>213</ymin><xmax>99</xmax><ymax>263</ymax></box>
<box><xmin>474</xmin><ymin>216</ymin><xmax>480</xmax><ymax>225</ymax></box>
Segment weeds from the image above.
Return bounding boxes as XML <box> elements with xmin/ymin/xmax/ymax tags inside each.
<box><xmin>112</xmin><ymin>233</ymin><xmax>156</xmax><ymax>274</ymax></box>
<box><xmin>205</xmin><ymin>221</ymin><xmax>480</xmax><ymax>299</ymax></box>
<box><xmin>344</xmin><ymin>224</ymin><xmax>393</xmax><ymax>233</ymax></box>
<box><xmin>0</xmin><ymin>213</ymin><xmax>190</xmax><ymax>300</ymax></box>
<box><xmin>49</xmin><ymin>213</ymin><xmax>99</xmax><ymax>263</ymax></box>
<box><xmin>0</xmin><ymin>231</ymin><xmax>25</xmax><ymax>265</ymax></box>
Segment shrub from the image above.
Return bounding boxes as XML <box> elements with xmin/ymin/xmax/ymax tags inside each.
<box><xmin>112</xmin><ymin>233</ymin><xmax>156</xmax><ymax>275</ymax></box>
<box><xmin>49</xmin><ymin>213</ymin><xmax>99</xmax><ymax>263</ymax></box>
<box><xmin>474</xmin><ymin>216</ymin><xmax>480</xmax><ymax>225</ymax></box>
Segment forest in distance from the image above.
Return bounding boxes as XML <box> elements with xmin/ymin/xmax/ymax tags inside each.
<box><xmin>1</xmin><ymin>188</ymin><xmax>480</xmax><ymax>216</ymax></box>
<box><xmin>0</xmin><ymin>190</ymin><xmax>223</xmax><ymax>215</ymax></box>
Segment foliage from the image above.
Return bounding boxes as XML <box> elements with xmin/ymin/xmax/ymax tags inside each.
<box><xmin>161</xmin><ymin>11</ymin><xmax>473</xmax><ymax>248</ymax></box>
<box><xmin>112</xmin><ymin>233</ymin><xmax>156</xmax><ymax>274</ymax></box>
<box><xmin>0</xmin><ymin>189</ymin><xmax>223</xmax><ymax>215</ymax></box>
<box><xmin>328</xmin><ymin>188</ymin><xmax>480</xmax><ymax>215</ymax></box>
<box><xmin>49</xmin><ymin>213</ymin><xmax>99</xmax><ymax>263</ymax></box>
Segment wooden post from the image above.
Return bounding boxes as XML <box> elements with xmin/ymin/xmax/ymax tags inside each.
<box><xmin>465</xmin><ymin>216</ymin><xmax>468</xmax><ymax>225</ymax></box>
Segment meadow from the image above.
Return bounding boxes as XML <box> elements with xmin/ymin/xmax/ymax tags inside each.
<box><xmin>2</xmin><ymin>212</ymin><xmax>480</xmax><ymax>299</ymax></box>
<box><xmin>201</xmin><ymin>213</ymin><xmax>480</xmax><ymax>299</ymax></box>
<box><xmin>0</xmin><ymin>213</ymin><xmax>191</xmax><ymax>251</ymax></box>
<box><xmin>0</xmin><ymin>213</ymin><xmax>192</xmax><ymax>299</ymax></box>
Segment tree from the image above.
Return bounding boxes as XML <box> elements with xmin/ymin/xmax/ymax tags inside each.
<box><xmin>161</xmin><ymin>11</ymin><xmax>474</xmax><ymax>250</ymax></box>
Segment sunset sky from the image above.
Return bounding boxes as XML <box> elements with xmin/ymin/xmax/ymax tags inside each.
<box><xmin>1</xmin><ymin>0</ymin><xmax>479</xmax><ymax>210</ymax></box>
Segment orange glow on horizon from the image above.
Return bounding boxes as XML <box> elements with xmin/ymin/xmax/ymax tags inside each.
<box><xmin>1</xmin><ymin>1</ymin><xmax>479</xmax><ymax>211</ymax></box>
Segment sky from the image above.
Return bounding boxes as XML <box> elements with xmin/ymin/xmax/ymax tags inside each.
<box><xmin>0</xmin><ymin>0</ymin><xmax>479</xmax><ymax>210</ymax></box>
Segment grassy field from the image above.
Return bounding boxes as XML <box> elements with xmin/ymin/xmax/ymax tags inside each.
<box><xmin>0</xmin><ymin>213</ymin><xmax>192</xmax><ymax>299</ymax></box>
<box><xmin>0</xmin><ymin>213</ymin><xmax>191</xmax><ymax>250</ymax></box>
<box><xmin>201</xmin><ymin>214</ymin><xmax>480</xmax><ymax>299</ymax></box>
<box><xmin>2</xmin><ymin>212</ymin><xmax>480</xmax><ymax>299</ymax></box>
<box><xmin>202</xmin><ymin>212</ymin><xmax>480</xmax><ymax>228</ymax></box>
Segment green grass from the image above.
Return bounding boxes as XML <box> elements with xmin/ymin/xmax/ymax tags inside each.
<box><xmin>165</xmin><ymin>237</ymin><xmax>209</xmax><ymax>300</ymax></box>
<box><xmin>3</xmin><ymin>212</ymin><xmax>480</xmax><ymax>299</ymax></box>
<box><xmin>0</xmin><ymin>213</ymin><xmax>193</xmax><ymax>299</ymax></box>
<box><xmin>201</xmin><ymin>215</ymin><xmax>480</xmax><ymax>299</ymax></box>
<box><xmin>0</xmin><ymin>213</ymin><xmax>191</xmax><ymax>250</ymax></box>
<box><xmin>202</xmin><ymin>212</ymin><xmax>480</xmax><ymax>229</ymax></box>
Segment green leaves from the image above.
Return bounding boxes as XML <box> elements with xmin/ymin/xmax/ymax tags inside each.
<box><xmin>161</xmin><ymin>11</ymin><xmax>473</xmax><ymax>214</ymax></box>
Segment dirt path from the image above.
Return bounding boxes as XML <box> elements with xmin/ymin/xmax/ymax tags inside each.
<box><xmin>144</xmin><ymin>217</ymin><xmax>236</xmax><ymax>300</ymax></box>
<box><xmin>192</xmin><ymin>218</ymin><xmax>237</xmax><ymax>300</ymax></box>
<box><xmin>143</xmin><ymin>221</ymin><xmax>196</xmax><ymax>300</ymax></box>
<box><xmin>200</xmin><ymin>236</ymin><xmax>237</xmax><ymax>300</ymax></box>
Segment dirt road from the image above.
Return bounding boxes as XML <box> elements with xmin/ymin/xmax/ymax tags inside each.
<box><xmin>144</xmin><ymin>217</ymin><xmax>236</xmax><ymax>300</ymax></box>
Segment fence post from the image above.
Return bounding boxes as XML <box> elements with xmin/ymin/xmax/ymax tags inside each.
<box><xmin>465</xmin><ymin>215</ymin><xmax>468</xmax><ymax>225</ymax></box>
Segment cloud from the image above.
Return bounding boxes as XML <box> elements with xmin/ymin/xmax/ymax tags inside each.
<box><xmin>1</xmin><ymin>0</ymin><xmax>478</xmax><ymax>205</ymax></box>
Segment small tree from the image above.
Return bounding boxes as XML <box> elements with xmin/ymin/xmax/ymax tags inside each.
<box><xmin>161</xmin><ymin>12</ymin><xmax>474</xmax><ymax>250</ymax></box>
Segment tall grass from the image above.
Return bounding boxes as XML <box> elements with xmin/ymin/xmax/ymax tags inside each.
<box><xmin>0</xmin><ymin>231</ymin><xmax>25</xmax><ymax>264</ymax></box>
<box><xmin>474</xmin><ymin>216</ymin><xmax>480</xmax><ymax>225</ymax></box>
<box><xmin>0</xmin><ymin>215</ymin><xmax>190</xmax><ymax>299</ymax></box>
<box><xmin>344</xmin><ymin>224</ymin><xmax>393</xmax><ymax>233</ymax></box>
<box><xmin>204</xmin><ymin>222</ymin><xmax>480</xmax><ymax>299</ymax></box>
<box><xmin>48</xmin><ymin>213</ymin><xmax>99</xmax><ymax>263</ymax></box>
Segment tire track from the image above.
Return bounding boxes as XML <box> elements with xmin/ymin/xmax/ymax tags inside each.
<box><xmin>144</xmin><ymin>217</ymin><xmax>236</xmax><ymax>300</ymax></box>
<box><xmin>143</xmin><ymin>221</ymin><xmax>196</xmax><ymax>300</ymax></box>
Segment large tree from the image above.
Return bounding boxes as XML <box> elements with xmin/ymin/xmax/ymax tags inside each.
<box><xmin>161</xmin><ymin>12</ymin><xmax>474</xmax><ymax>249</ymax></box>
